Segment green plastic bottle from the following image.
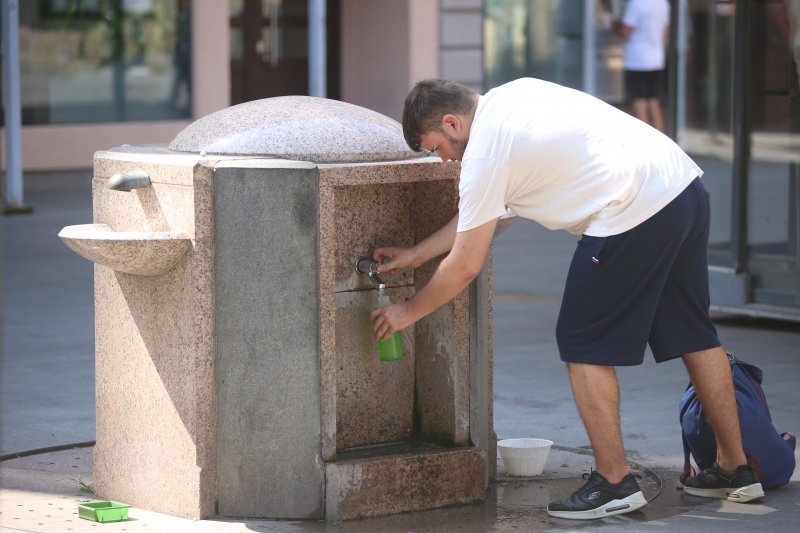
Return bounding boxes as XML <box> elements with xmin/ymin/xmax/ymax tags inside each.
<box><xmin>376</xmin><ymin>291</ymin><xmax>404</xmax><ymax>361</ymax></box>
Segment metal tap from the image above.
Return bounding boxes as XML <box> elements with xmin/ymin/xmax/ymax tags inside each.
<box><xmin>107</xmin><ymin>170</ymin><xmax>151</xmax><ymax>191</ymax></box>
<box><xmin>355</xmin><ymin>256</ymin><xmax>385</xmax><ymax>291</ymax></box>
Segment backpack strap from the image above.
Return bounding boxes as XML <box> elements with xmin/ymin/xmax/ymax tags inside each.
<box><xmin>679</xmin><ymin>382</ymin><xmax>698</xmax><ymax>483</ymax></box>
<box><xmin>730</xmin><ymin>352</ymin><xmax>769</xmax><ymax>408</ymax></box>
<box><xmin>680</xmin><ymin>429</ymin><xmax>697</xmax><ymax>483</ymax></box>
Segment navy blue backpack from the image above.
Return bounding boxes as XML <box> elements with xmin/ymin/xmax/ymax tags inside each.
<box><xmin>679</xmin><ymin>353</ymin><xmax>796</xmax><ymax>489</ymax></box>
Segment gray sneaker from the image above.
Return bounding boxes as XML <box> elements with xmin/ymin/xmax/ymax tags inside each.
<box><xmin>682</xmin><ymin>463</ymin><xmax>764</xmax><ymax>502</ymax></box>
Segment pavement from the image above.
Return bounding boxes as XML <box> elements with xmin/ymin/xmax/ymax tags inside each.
<box><xmin>1</xmin><ymin>171</ymin><xmax>799</xmax><ymax>532</ymax></box>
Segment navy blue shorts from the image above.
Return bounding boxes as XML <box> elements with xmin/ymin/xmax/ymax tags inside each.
<box><xmin>556</xmin><ymin>178</ymin><xmax>721</xmax><ymax>366</ymax></box>
<box><xmin>625</xmin><ymin>69</ymin><xmax>663</xmax><ymax>100</ymax></box>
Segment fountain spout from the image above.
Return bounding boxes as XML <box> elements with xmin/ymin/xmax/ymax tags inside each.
<box><xmin>354</xmin><ymin>256</ymin><xmax>386</xmax><ymax>291</ymax></box>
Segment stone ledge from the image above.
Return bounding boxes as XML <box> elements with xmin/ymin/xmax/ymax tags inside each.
<box><xmin>326</xmin><ymin>445</ymin><xmax>486</xmax><ymax>520</ymax></box>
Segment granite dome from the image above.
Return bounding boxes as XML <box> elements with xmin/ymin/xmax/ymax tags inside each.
<box><xmin>168</xmin><ymin>96</ymin><xmax>419</xmax><ymax>163</ymax></box>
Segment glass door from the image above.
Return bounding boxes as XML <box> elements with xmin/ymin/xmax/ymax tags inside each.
<box><xmin>744</xmin><ymin>0</ymin><xmax>800</xmax><ymax>308</ymax></box>
<box><xmin>673</xmin><ymin>0</ymin><xmax>800</xmax><ymax>317</ymax></box>
<box><xmin>229</xmin><ymin>0</ymin><xmax>310</xmax><ymax>104</ymax></box>
<box><xmin>484</xmin><ymin>0</ymin><xmax>624</xmax><ymax>104</ymax></box>
<box><xmin>677</xmin><ymin>0</ymin><xmax>737</xmax><ymax>266</ymax></box>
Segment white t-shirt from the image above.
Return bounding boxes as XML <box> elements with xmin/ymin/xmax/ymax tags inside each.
<box><xmin>457</xmin><ymin>78</ymin><xmax>702</xmax><ymax>237</ymax></box>
<box><xmin>621</xmin><ymin>0</ymin><xmax>670</xmax><ymax>71</ymax></box>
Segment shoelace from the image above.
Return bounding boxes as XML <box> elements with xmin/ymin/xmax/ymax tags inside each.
<box><xmin>581</xmin><ymin>469</ymin><xmax>600</xmax><ymax>482</ymax></box>
<box><xmin>580</xmin><ymin>468</ymin><xmax>665</xmax><ymax>504</ymax></box>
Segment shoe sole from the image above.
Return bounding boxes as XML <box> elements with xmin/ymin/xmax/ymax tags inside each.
<box><xmin>547</xmin><ymin>491</ymin><xmax>647</xmax><ymax>520</ymax></box>
<box><xmin>682</xmin><ymin>483</ymin><xmax>764</xmax><ymax>503</ymax></box>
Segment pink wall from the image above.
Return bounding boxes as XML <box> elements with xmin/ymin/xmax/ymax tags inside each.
<box><xmin>2</xmin><ymin>1</ymin><xmax>440</xmax><ymax>171</ymax></box>
<box><xmin>1</xmin><ymin>2</ymin><xmax>230</xmax><ymax>171</ymax></box>
<box><xmin>340</xmin><ymin>0</ymin><xmax>438</xmax><ymax>121</ymax></box>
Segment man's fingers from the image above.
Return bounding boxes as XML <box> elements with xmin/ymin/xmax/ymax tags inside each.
<box><xmin>371</xmin><ymin>310</ymin><xmax>387</xmax><ymax>340</ymax></box>
<box><xmin>373</xmin><ymin>249</ymin><xmax>392</xmax><ymax>262</ymax></box>
<box><xmin>371</xmin><ymin>310</ymin><xmax>396</xmax><ymax>341</ymax></box>
<box><xmin>376</xmin><ymin>262</ymin><xmax>396</xmax><ymax>274</ymax></box>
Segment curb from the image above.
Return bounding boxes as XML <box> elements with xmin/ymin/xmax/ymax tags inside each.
<box><xmin>0</xmin><ymin>441</ymin><xmax>96</xmax><ymax>462</ymax></box>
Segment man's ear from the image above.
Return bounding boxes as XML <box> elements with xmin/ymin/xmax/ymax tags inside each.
<box><xmin>441</xmin><ymin>113</ymin><xmax>461</xmax><ymax>134</ymax></box>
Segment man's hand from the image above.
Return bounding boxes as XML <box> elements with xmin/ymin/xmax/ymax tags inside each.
<box><xmin>373</xmin><ymin>247</ymin><xmax>419</xmax><ymax>274</ymax></box>
<box><xmin>371</xmin><ymin>301</ymin><xmax>414</xmax><ymax>341</ymax></box>
<box><xmin>373</xmin><ymin>213</ymin><xmax>460</xmax><ymax>275</ymax></box>
<box><xmin>369</xmin><ymin>218</ymin><xmax>497</xmax><ymax>341</ymax></box>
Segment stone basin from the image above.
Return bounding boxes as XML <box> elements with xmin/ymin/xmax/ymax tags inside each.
<box><xmin>58</xmin><ymin>223</ymin><xmax>191</xmax><ymax>276</ymax></box>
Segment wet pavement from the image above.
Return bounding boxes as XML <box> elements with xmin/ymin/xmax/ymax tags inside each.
<box><xmin>2</xmin><ymin>443</ymin><xmax>797</xmax><ymax>532</ymax></box>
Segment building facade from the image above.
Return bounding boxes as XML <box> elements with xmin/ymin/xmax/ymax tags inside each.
<box><xmin>1</xmin><ymin>0</ymin><xmax>485</xmax><ymax>171</ymax></box>
<box><xmin>2</xmin><ymin>0</ymin><xmax>798</xmax><ymax>317</ymax></box>
<box><xmin>483</xmin><ymin>0</ymin><xmax>798</xmax><ymax>319</ymax></box>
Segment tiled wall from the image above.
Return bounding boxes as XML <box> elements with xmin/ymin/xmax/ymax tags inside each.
<box><xmin>440</xmin><ymin>0</ymin><xmax>484</xmax><ymax>92</ymax></box>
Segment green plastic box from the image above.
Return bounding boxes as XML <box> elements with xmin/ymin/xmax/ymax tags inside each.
<box><xmin>78</xmin><ymin>501</ymin><xmax>130</xmax><ymax>522</ymax></box>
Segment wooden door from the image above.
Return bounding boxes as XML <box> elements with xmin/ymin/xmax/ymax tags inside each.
<box><xmin>230</xmin><ymin>0</ymin><xmax>339</xmax><ymax>104</ymax></box>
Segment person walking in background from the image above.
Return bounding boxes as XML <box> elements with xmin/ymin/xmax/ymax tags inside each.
<box><xmin>371</xmin><ymin>77</ymin><xmax>764</xmax><ymax>520</ymax></box>
<box><xmin>613</xmin><ymin>0</ymin><xmax>670</xmax><ymax>132</ymax></box>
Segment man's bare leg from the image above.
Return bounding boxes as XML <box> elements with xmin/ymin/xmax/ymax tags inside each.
<box><xmin>567</xmin><ymin>362</ymin><xmax>629</xmax><ymax>483</ymax></box>
<box><xmin>630</xmin><ymin>97</ymin><xmax>665</xmax><ymax>132</ymax></box>
<box><xmin>631</xmin><ymin>98</ymin><xmax>649</xmax><ymax>126</ymax></box>
<box><xmin>682</xmin><ymin>346</ymin><xmax>747</xmax><ymax>470</ymax></box>
<box><xmin>647</xmin><ymin>97</ymin><xmax>665</xmax><ymax>133</ymax></box>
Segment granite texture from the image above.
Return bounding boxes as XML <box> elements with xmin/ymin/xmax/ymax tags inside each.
<box><xmin>93</xmin><ymin>146</ymin><xmax>201</xmax><ymax>187</ymax></box>
<box><xmin>326</xmin><ymin>447</ymin><xmax>487</xmax><ymax>521</ymax></box>
<box><xmin>412</xmin><ymin>179</ymin><xmax>469</xmax><ymax>446</ymax></box>
<box><xmin>81</xmin><ymin>132</ymin><xmax>494</xmax><ymax>521</ymax></box>
<box><xmin>91</xmin><ymin>152</ymin><xmax>216</xmax><ymax>519</ymax></box>
<box><xmin>333</xmin><ymin>183</ymin><xmax>415</xmax><ymax>292</ymax></box>
<box><xmin>317</xmin><ymin>159</ymin><xmax>465</xmax><ymax>463</ymax></box>
<box><xmin>318</xmin><ymin>157</ymin><xmax>458</xmax><ymax>185</ymax></box>
<box><xmin>471</xmin><ymin>258</ymin><xmax>495</xmax><ymax>485</ymax></box>
<box><xmin>213</xmin><ymin>164</ymin><xmax>324</xmax><ymax>519</ymax></box>
<box><xmin>168</xmin><ymin>96</ymin><xmax>421</xmax><ymax>163</ymax></box>
<box><xmin>58</xmin><ymin>223</ymin><xmax>191</xmax><ymax>276</ymax></box>
<box><xmin>335</xmin><ymin>288</ymin><xmax>416</xmax><ymax>449</ymax></box>
<box><xmin>318</xmin><ymin>183</ymin><xmax>338</xmax><ymax>462</ymax></box>
<box><xmin>192</xmin><ymin>162</ymin><xmax>218</xmax><ymax>517</ymax></box>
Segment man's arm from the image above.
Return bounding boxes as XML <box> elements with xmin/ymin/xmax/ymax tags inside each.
<box><xmin>371</xmin><ymin>217</ymin><xmax>497</xmax><ymax>340</ymax></box>
<box><xmin>374</xmin><ymin>213</ymin><xmax>459</xmax><ymax>272</ymax></box>
<box><xmin>613</xmin><ymin>0</ymin><xmax>636</xmax><ymax>39</ymax></box>
<box><xmin>612</xmin><ymin>20</ymin><xmax>633</xmax><ymax>39</ymax></box>
<box><xmin>411</xmin><ymin>212</ymin><xmax>461</xmax><ymax>265</ymax></box>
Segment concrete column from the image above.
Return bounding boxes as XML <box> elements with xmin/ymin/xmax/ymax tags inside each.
<box><xmin>582</xmin><ymin>0</ymin><xmax>596</xmax><ymax>95</ymax></box>
<box><xmin>214</xmin><ymin>162</ymin><xmax>325</xmax><ymax>519</ymax></box>
<box><xmin>309</xmin><ymin>0</ymin><xmax>326</xmax><ymax>97</ymax></box>
<box><xmin>2</xmin><ymin>0</ymin><xmax>24</xmax><ymax>208</ymax></box>
<box><xmin>192</xmin><ymin>1</ymin><xmax>230</xmax><ymax>117</ymax></box>
<box><xmin>439</xmin><ymin>0</ymin><xmax>483</xmax><ymax>92</ymax></box>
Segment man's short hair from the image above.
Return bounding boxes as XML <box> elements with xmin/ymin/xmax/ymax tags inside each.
<box><xmin>402</xmin><ymin>79</ymin><xmax>477</xmax><ymax>151</ymax></box>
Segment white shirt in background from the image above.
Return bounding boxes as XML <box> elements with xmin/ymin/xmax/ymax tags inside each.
<box><xmin>621</xmin><ymin>0</ymin><xmax>670</xmax><ymax>71</ymax></box>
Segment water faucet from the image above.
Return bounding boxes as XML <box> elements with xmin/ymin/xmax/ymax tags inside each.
<box><xmin>107</xmin><ymin>170</ymin><xmax>151</xmax><ymax>191</ymax></box>
<box><xmin>355</xmin><ymin>256</ymin><xmax>385</xmax><ymax>291</ymax></box>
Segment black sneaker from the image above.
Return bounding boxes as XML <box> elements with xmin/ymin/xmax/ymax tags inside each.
<box><xmin>682</xmin><ymin>463</ymin><xmax>764</xmax><ymax>502</ymax></box>
<box><xmin>547</xmin><ymin>471</ymin><xmax>647</xmax><ymax>520</ymax></box>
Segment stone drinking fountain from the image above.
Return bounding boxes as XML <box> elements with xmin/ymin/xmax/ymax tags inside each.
<box><xmin>59</xmin><ymin>97</ymin><xmax>497</xmax><ymax>521</ymax></box>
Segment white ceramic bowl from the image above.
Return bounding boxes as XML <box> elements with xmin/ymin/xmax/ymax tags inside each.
<box><xmin>498</xmin><ymin>438</ymin><xmax>553</xmax><ymax>476</ymax></box>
